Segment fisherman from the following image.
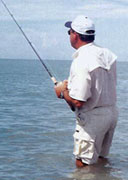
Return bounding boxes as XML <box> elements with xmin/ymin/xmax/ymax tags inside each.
<box><xmin>54</xmin><ymin>15</ymin><xmax>118</xmax><ymax>167</ymax></box>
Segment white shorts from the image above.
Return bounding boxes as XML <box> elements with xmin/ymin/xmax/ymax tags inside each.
<box><xmin>73</xmin><ymin>106</ymin><xmax>118</xmax><ymax>165</ymax></box>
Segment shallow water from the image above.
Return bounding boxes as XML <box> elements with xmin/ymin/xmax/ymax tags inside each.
<box><xmin>0</xmin><ymin>59</ymin><xmax>128</xmax><ymax>180</ymax></box>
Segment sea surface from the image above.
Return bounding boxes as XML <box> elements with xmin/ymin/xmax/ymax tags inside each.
<box><xmin>0</xmin><ymin>59</ymin><xmax>128</xmax><ymax>180</ymax></box>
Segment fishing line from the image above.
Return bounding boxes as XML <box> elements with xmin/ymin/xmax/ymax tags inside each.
<box><xmin>1</xmin><ymin>0</ymin><xmax>58</xmax><ymax>85</ymax></box>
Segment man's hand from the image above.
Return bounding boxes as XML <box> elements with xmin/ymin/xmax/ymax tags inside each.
<box><xmin>54</xmin><ymin>80</ymin><xmax>68</xmax><ymax>98</ymax></box>
<box><xmin>54</xmin><ymin>80</ymin><xmax>84</xmax><ymax>111</ymax></box>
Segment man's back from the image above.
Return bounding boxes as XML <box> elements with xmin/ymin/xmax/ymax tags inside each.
<box><xmin>68</xmin><ymin>43</ymin><xmax>117</xmax><ymax>112</ymax></box>
<box><xmin>82</xmin><ymin>63</ymin><xmax>117</xmax><ymax>112</ymax></box>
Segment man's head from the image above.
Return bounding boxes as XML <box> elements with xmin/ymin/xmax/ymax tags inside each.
<box><xmin>65</xmin><ymin>15</ymin><xmax>95</xmax><ymax>49</ymax></box>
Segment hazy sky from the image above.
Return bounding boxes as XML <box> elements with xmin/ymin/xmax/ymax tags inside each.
<box><xmin>0</xmin><ymin>0</ymin><xmax>128</xmax><ymax>61</ymax></box>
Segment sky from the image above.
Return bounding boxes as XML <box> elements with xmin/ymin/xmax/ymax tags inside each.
<box><xmin>0</xmin><ymin>0</ymin><xmax>128</xmax><ymax>61</ymax></box>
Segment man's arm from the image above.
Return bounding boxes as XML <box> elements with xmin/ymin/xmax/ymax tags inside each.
<box><xmin>62</xmin><ymin>89</ymin><xmax>84</xmax><ymax>111</ymax></box>
<box><xmin>54</xmin><ymin>80</ymin><xmax>84</xmax><ymax>111</ymax></box>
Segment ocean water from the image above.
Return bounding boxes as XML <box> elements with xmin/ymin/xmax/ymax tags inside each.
<box><xmin>0</xmin><ymin>59</ymin><xmax>128</xmax><ymax>180</ymax></box>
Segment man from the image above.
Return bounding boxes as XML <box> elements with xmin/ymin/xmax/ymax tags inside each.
<box><xmin>54</xmin><ymin>15</ymin><xmax>118</xmax><ymax>167</ymax></box>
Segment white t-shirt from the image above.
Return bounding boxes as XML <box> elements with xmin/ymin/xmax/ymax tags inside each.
<box><xmin>68</xmin><ymin>42</ymin><xmax>117</xmax><ymax>112</ymax></box>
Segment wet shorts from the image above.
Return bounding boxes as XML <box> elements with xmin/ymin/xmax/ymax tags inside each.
<box><xmin>73</xmin><ymin>106</ymin><xmax>118</xmax><ymax>165</ymax></box>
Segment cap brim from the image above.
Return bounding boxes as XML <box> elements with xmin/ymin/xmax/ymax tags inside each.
<box><xmin>64</xmin><ymin>21</ymin><xmax>72</xmax><ymax>28</ymax></box>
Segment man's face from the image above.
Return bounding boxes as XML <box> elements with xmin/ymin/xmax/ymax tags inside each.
<box><xmin>68</xmin><ymin>29</ymin><xmax>77</xmax><ymax>49</ymax></box>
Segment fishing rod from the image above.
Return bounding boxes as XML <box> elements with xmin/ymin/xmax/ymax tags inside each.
<box><xmin>1</xmin><ymin>0</ymin><xmax>58</xmax><ymax>85</ymax></box>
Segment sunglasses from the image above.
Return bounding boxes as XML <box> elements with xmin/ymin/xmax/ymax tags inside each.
<box><xmin>68</xmin><ymin>29</ymin><xmax>75</xmax><ymax>35</ymax></box>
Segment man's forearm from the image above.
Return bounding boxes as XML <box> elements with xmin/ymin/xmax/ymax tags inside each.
<box><xmin>63</xmin><ymin>90</ymin><xmax>84</xmax><ymax>111</ymax></box>
<box><xmin>63</xmin><ymin>90</ymin><xmax>75</xmax><ymax>111</ymax></box>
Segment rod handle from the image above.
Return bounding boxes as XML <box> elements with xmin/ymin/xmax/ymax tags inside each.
<box><xmin>51</xmin><ymin>77</ymin><xmax>58</xmax><ymax>85</ymax></box>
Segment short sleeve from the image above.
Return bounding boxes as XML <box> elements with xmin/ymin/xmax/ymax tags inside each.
<box><xmin>68</xmin><ymin>60</ymin><xmax>91</xmax><ymax>101</ymax></box>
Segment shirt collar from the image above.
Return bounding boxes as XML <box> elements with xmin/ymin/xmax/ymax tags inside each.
<box><xmin>72</xmin><ymin>42</ymin><xmax>94</xmax><ymax>59</ymax></box>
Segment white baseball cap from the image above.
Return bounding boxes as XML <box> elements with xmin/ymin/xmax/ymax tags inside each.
<box><xmin>65</xmin><ymin>15</ymin><xmax>95</xmax><ymax>35</ymax></box>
